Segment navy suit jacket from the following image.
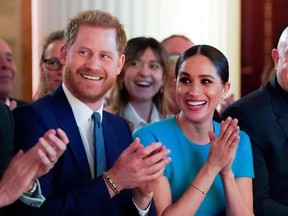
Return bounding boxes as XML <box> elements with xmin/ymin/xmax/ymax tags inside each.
<box><xmin>0</xmin><ymin>102</ymin><xmax>13</xmax><ymax>178</ymax></box>
<box><xmin>11</xmin><ymin>86</ymin><xmax>148</xmax><ymax>216</ymax></box>
<box><xmin>0</xmin><ymin>102</ymin><xmax>13</xmax><ymax>216</ymax></box>
<box><xmin>222</xmin><ymin>76</ymin><xmax>288</xmax><ymax>215</ymax></box>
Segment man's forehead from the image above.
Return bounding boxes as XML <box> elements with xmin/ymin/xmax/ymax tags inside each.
<box><xmin>0</xmin><ymin>39</ymin><xmax>12</xmax><ymax>54</ymax></box>
<box><xmin>164</xmin><ymin>38</ymin><xmax>193</xmax><ymax>54</ymax></box>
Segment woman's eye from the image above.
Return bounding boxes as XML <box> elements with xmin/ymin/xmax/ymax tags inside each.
<box><xmin>201</xmin><ymin>79</ymin><xmax>212</xmax><ymax>84</ymax></box>
<box><xmin>179</xmin><ymin>77</ymin><xmax>190</xmax><ymax>84</ymax></box>
<box><xmin>150</xmin><ymin>63</ymin><xmax>161</xmax><ymax>70</ymax></box>
<box><xmin>131</xmin><ymin>60</ymin><xmax>141</xmax><ymax>67</ymax></box>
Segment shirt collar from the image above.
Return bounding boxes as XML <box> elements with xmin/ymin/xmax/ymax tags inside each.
<box><xmin>4</xmin><ymin>97</ymin><xmax>10</xmax><ymax>106</ymax></box>
<box><xmin>123</xmin><ymin>102</ymin><xmax>160</xmax><ymax>130</ymax></box>
<box><xmin>62</xmin><ymin>83</ymin><xmax>103</xmax><ymax>127</ymax></box>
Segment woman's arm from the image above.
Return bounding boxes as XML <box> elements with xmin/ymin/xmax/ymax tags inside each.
<box><xmin>222</xmin><ymin>174</ymin><xmax>254</xmax><ymax>216</ymax></box>
<box><xmin>154</xmin><ymin>118</ymin><xmax>242</xmax><ymax>216</ymax></box>
<box><xmin>159</xmin><ymin>163</ymin><xmax>219</xmax><ymax>216</ymax></box>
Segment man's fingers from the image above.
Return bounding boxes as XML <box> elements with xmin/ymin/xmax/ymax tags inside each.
<box><xmin>47</xmin><ymin>133</ymin><xmax>67</xmax><ymax>152</ymax></box>
<box><xmin>56</xmin><ymin>128</ymin><xmax>69</xmax><ymax>145</ymax></box>
<box><xmin>122</xmin><ymin>137</ymin><xmax>143</xmax><ymax>156</ymax></box>
<box><xmin>38</xmin><ymin>137</ymin><xmax>57</xmax><ymax>161</ymax></box>
<box><xmin>38</xmin><ymin>148</ymin><xmax>54</xmax><ymax>167</ymax></box>
<box><xmin>136</xmin><ymin>142</ymin><xmax>164</xmax><ymax>159</ymax></box>
<box><xmin>43</xmin><ymin>129</ymin><xmax>56</xmax><ymax>137</ymax></box>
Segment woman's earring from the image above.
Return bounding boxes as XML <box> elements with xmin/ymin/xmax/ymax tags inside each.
<box><xmin>160</xmin><ymin>86</ymin><xmax>164</xmax><ymax>94</ymax></box>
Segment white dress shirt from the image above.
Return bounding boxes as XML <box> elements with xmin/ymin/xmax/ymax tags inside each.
<box><xmin>63</xmin><ymin>83</ymin><xmax>103</xmax><ymax>179</ymax></box>
<box><xmin>63</xmin><ymin>84</ymin><xmax>150</xmax><ymax>215</ymax></box>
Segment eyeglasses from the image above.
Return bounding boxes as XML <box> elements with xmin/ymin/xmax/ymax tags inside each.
<box><xmin>130</xmin><ymin>60</ymin><xmax>162</xmax><ymax>70</ymax></box>
<box><xmin>43</xmin><ymin>58</ymin><xmax>62</xmax><ymax>70</ymax></box>
<box><xmin>168</xmin><ymin>54</ymin><xmax>180</xmax><ymax>63</ymax></box>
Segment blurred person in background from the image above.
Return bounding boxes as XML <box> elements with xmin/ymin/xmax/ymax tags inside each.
<box><xmin>34</xmin><ymin>30</ymin><xmax>64</xmax><ymax>100</ymax></box>
<box><xmin>0</xmin><ymin>102</ymin><xmax>69</xmax><ymax>214</ymax></box>
<box><xmin>0</xmin><ymin>38</ymin><xmax>26</xmax><ymax>110</ymax></box>
<box><xmin>106</xmin><ymin>37</ymin><xmax>173</xmax><ymax>133</ymax></box>
<box><xmin>161</xmin><ymin>35</ymin><xmax>194</xmax><ymax>114</ymax></box>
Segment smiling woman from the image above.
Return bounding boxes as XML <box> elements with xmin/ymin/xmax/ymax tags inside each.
<box><xmin>105</xmin><ymin>37</ymin><xmax>174</xmax><ymax>133</ymax></box>
<box><xmin>133</xmin><ymin>45</ymin><xmax>254</xmax><ymax>216</ymax></box>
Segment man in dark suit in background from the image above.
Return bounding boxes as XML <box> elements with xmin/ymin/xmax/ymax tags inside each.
<box><xmin>0</xmin><ymin>102</ymin><xmax>69</xmax><ymax>213</ymax></box>
<box><xmin>0</xmin><ymin>38</ymin><xmax>26</xmax><ymax>110</ymax></box>
<box><xmin>222</xmin><ymin>26</ymin><xmax>288</xmax><ymax>215</ymax></box>
<box><xmin>0</xmin><ymin>102</ymin><xmax>13</xmax><ymax>216</ymax></box>
<box><xmin>12</xmin><ymin>10</ymin><xmax>170</xmax><ymax>216</ymax></box>
<box><xmin>0</xmin><ymin>102</ymin><xmax>13</xmax><ymax>178</ymax></box>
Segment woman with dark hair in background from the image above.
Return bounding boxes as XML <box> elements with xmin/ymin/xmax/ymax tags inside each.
<box><xmin>106</xmin><ymin>37</ymin><xmax>173</xmax><ymax>133</ymax></box>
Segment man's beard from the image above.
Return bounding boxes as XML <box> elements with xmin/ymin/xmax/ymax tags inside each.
<box><xmin>63</xmin><ymin>66</ymin><xmax>115</xmax><ymax>104</ymax></box>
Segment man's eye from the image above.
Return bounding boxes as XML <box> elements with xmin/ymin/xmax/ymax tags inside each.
<box><xmin>100</xmin><ymin>54</ymin><xmax>109</xmax><ymax>59</ymax></box>
<box><xmin>6</xmin><ymin>57</ymin><xmax>13</xmax><ymax>62</ymax></box>
<box><xmin>48</xmin><ymin>61</ymin><xmax>58</xmax><ymax>66</ymax></box>
<box><xmin>79</xmin><ymin>50</ymin><xmax>89</xmax><ymax>56</ymax></box>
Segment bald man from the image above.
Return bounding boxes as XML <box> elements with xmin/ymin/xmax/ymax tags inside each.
<box><xmin>0</xmin><ymin>38</ymin><xmax>26</xmax><ymax>110</ymax></box>
<box><xmin>162</xmin><ymin>35</ymin><xmax>194</xmax><ymax>114</ymax></box>
<box><xmin>222</xmin><ymin>26</ymin><xmax>288</xmax><ymax>215</ymax></box>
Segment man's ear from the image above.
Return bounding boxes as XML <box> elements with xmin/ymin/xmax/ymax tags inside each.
<box><xmin>271</xmin><ymin>48</ymin><xmax>279</xmax><ymax>70</ymax></box>
<box><xmin>116</xmin><ymin>54</ymin><xmax>125</xmax><ymax>75</ymax></box>
<box><xmin>60</xmin><ymin>44</ymin><xmax>67</xmax><ymax>65</ymax></box>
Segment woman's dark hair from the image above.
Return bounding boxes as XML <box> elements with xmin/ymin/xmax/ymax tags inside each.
<box><xmin>175</xmin><ymin>44</ymin><xmax>229</xmax><ymax>84</ymax></box>
<box><xmin>123</xmin><ymin>37</ymin><xmax>168</xmax><ymax>74</ymax></box>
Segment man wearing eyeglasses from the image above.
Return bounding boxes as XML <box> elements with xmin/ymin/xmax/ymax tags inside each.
<box><xmin>0</xmin><ymin>38</ymin><xmax>26</xmax><ymax>110</ymax></box>
<box><xmin>161</xmin><ymin>35</ymin><xmax>194</xmax><ymax>114</ymax></box>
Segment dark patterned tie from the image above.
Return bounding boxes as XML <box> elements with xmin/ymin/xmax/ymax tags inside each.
<box><xmin>92</xmin><ymin>112</ymin><xmax>106</xmax><ymax>177</ymax></box>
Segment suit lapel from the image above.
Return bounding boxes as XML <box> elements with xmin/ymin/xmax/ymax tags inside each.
<box><xmin>51</xmin><ymin>86</ymin><xmax>92</xmax><ymax>179</ymax></box>
<box><xmin>270</xmin><ymin>78</ymin><xmax>288</xmax><ymax>139</ymax></box>
<box><xmin>102</xmin><ymin>112</ymin><xmax>123</xmax><ymax>169</ymax></box>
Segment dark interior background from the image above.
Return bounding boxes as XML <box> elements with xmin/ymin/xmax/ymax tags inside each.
<box><xmin>241</xmin><ymin>0</ymin><xmax>288</xmax><ymax>96</ymax></box>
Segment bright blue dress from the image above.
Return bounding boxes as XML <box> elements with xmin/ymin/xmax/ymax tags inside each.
<box><xmin>134</xmin><ymin>116</ymin><xmax>254</xmax><ymax>216</ymax></box>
